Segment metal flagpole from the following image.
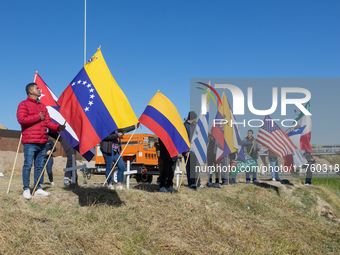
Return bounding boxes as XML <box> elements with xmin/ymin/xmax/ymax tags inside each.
<box><xmin>84</xmin><ymin>0</ymin><xmax>86</xmax><ymax>65</ymax></box>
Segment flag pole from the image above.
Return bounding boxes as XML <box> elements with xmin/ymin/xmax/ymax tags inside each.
<box><xmin>10</xmin><ymin>71</ymin><xmax>38</xmax><ymax>194</ymax></box>
<box><xmin>84</xmin><ymin>0</ymin><xmax>86</xmax><ymax>65</ymax></box>
<box><xmin>6</xmin><ymin>134</ymin><xmax>22</xmax><ymax>194</ymax></box>
<box><xmin>32</xmin><ymin>122</ymin><xmax>66</xmax><ymax>196</ymax></box>
<box><xmin>227</xmin><ymin>156</ymin><xmax>229</xmax><ymax>185</ymax></box>
<box><xmin>195</xmin><ymin>167</ymin><xmax>201</xmax><ymax>187</ymax></box>
<box><xmin>178</xmin><ymin>152</ymin><xmax>190</xmax><ymax>191</ymax></box>
<box><xmin>102</xmin><ymin>128</ymin><xmax>137</xmax><ymax>186</ymax></box>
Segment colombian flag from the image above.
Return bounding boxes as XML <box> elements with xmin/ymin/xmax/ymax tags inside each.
<box><xmin>139</xmin><ymin>92</ymin><xmax>190</xmax><ymax>158</ymax></box>
<box><xmin>57</xmin><ymin>48</ymin><xmax>138</xmax><ymax>154</ymax></box>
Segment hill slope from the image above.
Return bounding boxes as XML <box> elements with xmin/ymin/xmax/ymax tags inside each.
<box><xmin>0</xmin><ymin>174</ymin><xmax>340</xmax><ymax>254</ymax></box>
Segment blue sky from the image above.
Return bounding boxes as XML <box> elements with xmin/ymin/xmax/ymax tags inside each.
<box><xmin>0</xmin><ymin>0</ymin><xmax>339</xmax><ymax>145</ymax></box>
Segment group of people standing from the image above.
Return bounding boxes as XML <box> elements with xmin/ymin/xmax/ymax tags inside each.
<box><xmin>156</xmin><ymin>110</ymin><xmax>316</xmax><ymax>191</ymax></box>
<box><xmin>17</xmin><ymin>83</ymin><xmax>315</xmax><ymax>200</ymax></box>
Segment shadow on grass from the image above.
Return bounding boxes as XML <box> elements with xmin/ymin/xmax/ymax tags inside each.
<box><xmin>254</xmin><ymin>182</ymin><xmax>280</xmax><ymax>195</ymax></box>
<box><xmin>65</xmin><ymin>185</ymin><xmax>124</xmax><ymax>207</ymax></box>
<box><xmin>133</xmin><ymin>183</ymin><xmax>160</xmax><ymax>193</ymax></box>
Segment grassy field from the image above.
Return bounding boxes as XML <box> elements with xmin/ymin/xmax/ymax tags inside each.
<box><xmin>0</xmin><ymin>172</ymin><xmax>340</xmax><ymax>254</ymax></box>
<box><xmin>311</xmin><ymin>177</ymin><xmax>340</xmax><ymax>192</ymax></box>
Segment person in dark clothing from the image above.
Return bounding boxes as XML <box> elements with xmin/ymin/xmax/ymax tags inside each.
<box><xmin>100</xmin><ymin>124</ymin><xmax>139</xmax><ymax>190</ymax></box>
<box><xmin>304</xmin><ymin>151</ymin><xmax>315</xmax><ymax>185</ymax></box>
<box><xmin>183</xmin><ymin>111</ymin><xmax>204</xmax><ymax>189</ymax></box>
<box><xmin>206</xmin><ymin>132</ymin><xmax>220</xmax><ymax>188</ymax></box>
<box><xmin>242</xmin><ymin>130</ymin><xmax>260</xmax><ymax>183</ymax></box>
<box><xmin>159</xmin><ymin>139</ymin><xmax>177</xmax><ymax>192</ymax></box>
<box><xmin>154</xmin><ymin>135</ymin><xmax>164</xmax><ymax>185</ymax></box>
<box><xmin>42</xmin><ymin>137</ymin><xmax>56</xmax><ymax>185</ymax></box>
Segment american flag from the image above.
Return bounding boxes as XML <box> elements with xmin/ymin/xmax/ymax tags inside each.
<box><xmin>256</xmin><ymin>115</ymin><xmax>297</xmax><ymax>158</ymax></box>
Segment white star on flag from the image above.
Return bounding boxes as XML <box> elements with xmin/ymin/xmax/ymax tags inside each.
<box><xmin>87</xmin><ymin>84</ymin><xmax>91</xmax><ymax>88</ymax></box>
<box><xmin>77</xmin><ymin>80</ymin><xmax>81</xmax><ymax>84</ymax></box>
<box><xmin>88</xmin><ymin>101</ymin><xmax>93</xmax><ymax>106</ymax></box>
<box><xmin>90</xmin><ymin>94</ymin><xmax>95</xmax><ymax>99</ymax></box>
<box><xmin>84</xmin><ymin>107</ymin><xmax>89</xmax><ymax>112</ymax></box>
<box><xmin>83</xmin><ymin>81</ymin><xmax>87</xmax><ymax>85</ymax></box>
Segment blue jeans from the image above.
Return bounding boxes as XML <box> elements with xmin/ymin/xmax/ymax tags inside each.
<box><xmin>270</xmin><ymin>159</ymin><xmax>280</xmax><ymax>179</ymax></box>
<box><xmin>42</xmin><ymin>157</ymin><xmax>53</xmax><ymax>183</ymax></box>
<box><xmin>22</xmin><ymin>143</ymin><xmax>46</xmax><ymax>190</ymax></box>
<box><xmin>246</xmin><ymin>158</ymin><xmax>258</xmax><ymax>181</ymax></box>
<box><xmin>103</xmin><ymin>150</ymin><xmax>125</xmax><ymax>184</ymax></box>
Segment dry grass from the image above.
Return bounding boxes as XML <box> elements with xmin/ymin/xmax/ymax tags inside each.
<box><xmin>0</xmin><ymin>173</ymin><xmax>340</xmax><ymax>254</ymax></box>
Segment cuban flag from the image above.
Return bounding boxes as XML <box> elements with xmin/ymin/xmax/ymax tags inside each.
<box><xmin>34</xmin><ymin>72</ymin><xmax>94</xmax><ymax>161</ymax></box>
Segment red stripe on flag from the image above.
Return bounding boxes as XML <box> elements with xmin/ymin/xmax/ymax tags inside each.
<box><xmin>58</xmin><ymin>85</ymin><xmax>100</xmax><ymax>154</ymax></box>
<box><xmin>257</xmin><ymin>135</ymin><xmax>284</xmax><ymax>158</ymax></box>
<box><xmin>300</xmin><ymin>132</ymin><xmax>312</xmax><ymax>153</ymax></box>
<box><xmin>139</xmin><ymin>114</ymin><xmax>180</xmax><ymax>157</ymax></box>
<box><xmin>211</xmin><ymin>126</ymin><xmax>224</xmax><ymax>148</ymax></box>
<box><xmin>284</xmin><ymin>154</ymin><xmax>294</xmax><ymax>172</ymax></box>
<box><xmin>271</xmin><ymin>131</ymin><xmax>290</xmax><ymax>155</ymax></box>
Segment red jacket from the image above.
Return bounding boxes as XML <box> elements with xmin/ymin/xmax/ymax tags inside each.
<box><xmin>17</xmin><ymin>97</ymin><xmax>60</xmax><ymax>144</ymax></box>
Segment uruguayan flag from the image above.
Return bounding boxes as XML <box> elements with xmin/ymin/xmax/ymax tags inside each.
<box><xmin>191</xmin><ymin>111</ymin><xmax>209</xmax><ymax>166</ymax></box>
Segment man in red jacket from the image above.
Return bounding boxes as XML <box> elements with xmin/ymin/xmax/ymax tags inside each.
<box><xmin>17</xmin><ymin>82</ymin><xmax>65</xmax><ymax>199</ymax></box>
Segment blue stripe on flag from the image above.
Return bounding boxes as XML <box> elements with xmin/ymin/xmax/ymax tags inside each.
<box><xmin>193</xmin><ymin>137</ymin><xmax>206</xmax><ymax>163</ymax></box>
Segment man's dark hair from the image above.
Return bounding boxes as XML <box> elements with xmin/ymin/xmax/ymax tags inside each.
<box><xmin>26</xmin><ymin>82</ymin><xmax>37</xmax><ymax>95</ymax></box>
<box><xmin>248</xmin><ymin>129</ymin><xmax>253</xmax><ymax>134</ymax></box>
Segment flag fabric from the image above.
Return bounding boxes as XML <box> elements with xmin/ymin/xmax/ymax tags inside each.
<box><xmin>34</xmin><ymin>72</ymin><xmax>94</xmax><ymax>161</ymax></box>
<box><xmin>211</xmin><ymin>92</ymin><xmax>237</xmax><ymax>164</ymax></box>
<box><xmin>283</xmin><ymin>154</ymin><xmax>294</xmax><ymax>172</ymax></box>
<box><xmin>256</xmin><ymin>115</ymin><xmax>297</xmax><ymax>158</ymax></box>
<box><xmin>139</xmin><ymin>91</ymin><xmax>190</xmax><ymax>158</ymax></box>
<box><xmin>191</xmin><ymin>95</ymin><xmax>209</xmax><ymax>166</ymax></box>
<box><xmin>230</xmin><ymin>155</ymin><xmax>257</xmax><ymax>175</ymax></box>
<box><xmin>57</xmin><ymin>48</ymin><xmax>138</xmax><ymax>154</ymax></box>
<box><xmin>295</xmin><ymin>101</ymin><xmax>312</xmax><ymax>153</ymax></box>
<box><xmin>229</xmin><ymin>101</ymin><xmax>245</xmax><ymax>162</ymax></box>
<box><xmin>287</xmin><ymin>127</ymin><xmax>308</xmax><ymax>167</ymax></box>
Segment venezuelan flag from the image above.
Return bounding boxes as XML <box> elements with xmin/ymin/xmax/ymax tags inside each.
<box><xmin>139</xmin><ymin>92</ymin><xmax>190</xmax><ymax>157</ymax></box>
<box><xmin>57</xmin><ymin>48</ymin><xmax>138</xmax><ymax>154</ymax></box>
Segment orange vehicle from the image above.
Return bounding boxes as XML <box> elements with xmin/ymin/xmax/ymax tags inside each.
<box><xmin>92</xmin><ymin>133</ymin><xmax>159</xmax><ymax>183</ymax></box>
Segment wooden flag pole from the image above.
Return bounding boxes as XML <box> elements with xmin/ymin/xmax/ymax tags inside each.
<box><xmin>7</xmin><ymin>134</ymin><xmax>22</xmax><ymax>194</ymax></box>
<box><xmin>102</xmin><ymin>128</ymin><xmax>136</xmax><ymax>186</ymax></box>
<box><xmin>195</xmin><ymin>167</ymin><xmax>201</xmax><ymax>187</ymax></box>
<box><xmin>178</xmin><ymin>152</ymin><xmax>190</xmax><ymax>191</ymax></box>
<box><xmin>227</xmin><ymin>156</ymin><xmax>229</xmax><ymax>185</ymax></box>
<box><xmin>32</xmin><ymin>123</ymin><xmax>65</xmax><ymax>196</ymax></box>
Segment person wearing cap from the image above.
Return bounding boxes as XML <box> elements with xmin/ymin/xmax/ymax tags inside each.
<box><xmin>183</xmin><ymin>111</ymin><xmax>204</xmax><ymax>189</ymax></box>
<box><xmin>17</xmin><ymin>82</ymin><xmax>65</xmax><ymax>199</ymax></box>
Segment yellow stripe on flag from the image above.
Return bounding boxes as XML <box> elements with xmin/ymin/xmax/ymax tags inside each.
<box><xmin>147</xmin><ymin>92</ymin><xmax>190</xmax><ymax>147</ymax></box>
<box><xmin>84</xmin><ymin>49</ymin><xmax>138</xmax><ymax>129</ymax></box>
